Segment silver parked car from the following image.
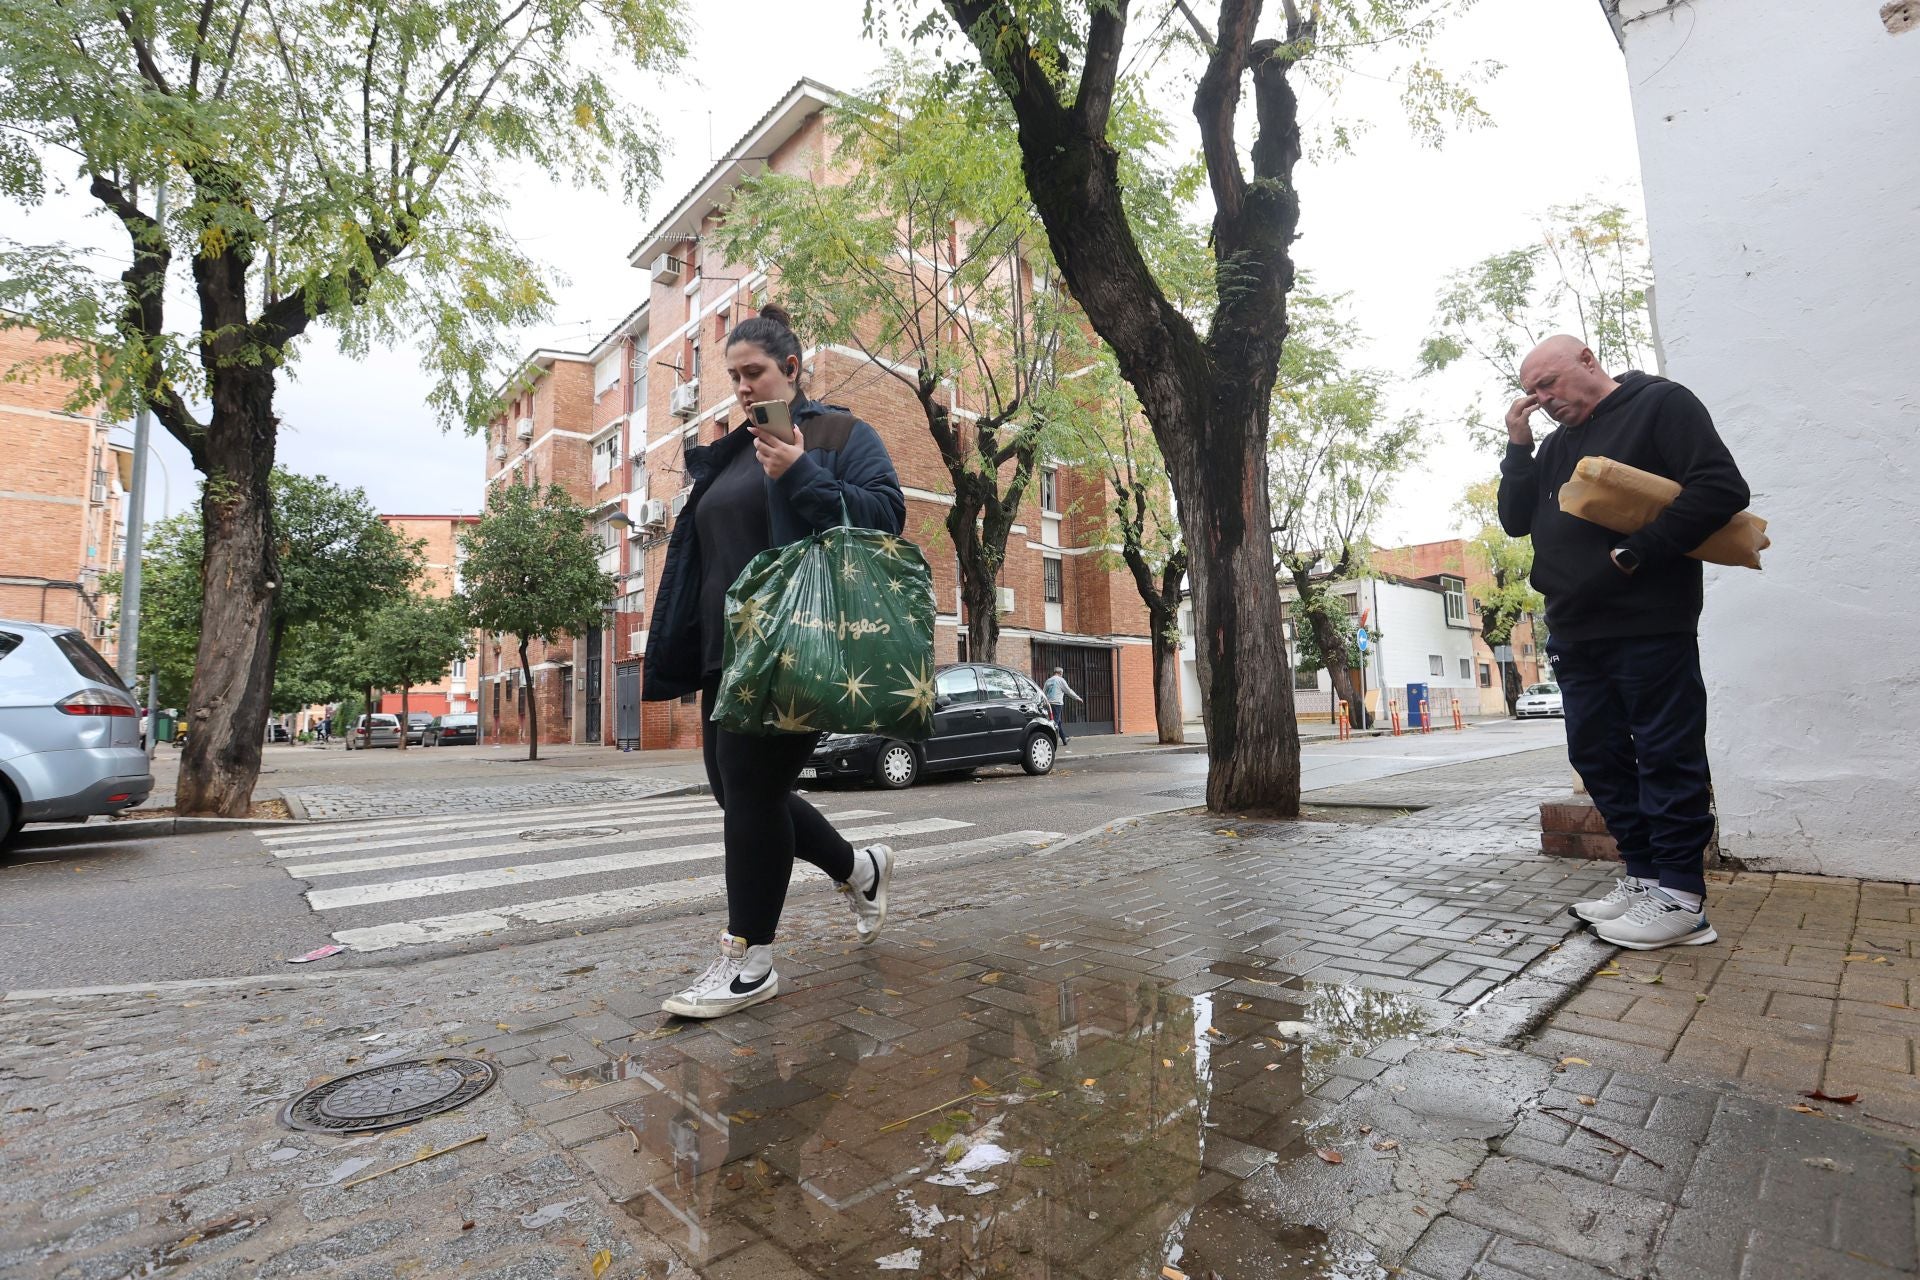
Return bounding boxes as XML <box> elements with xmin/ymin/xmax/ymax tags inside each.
<box><xmin>344</xmin><ymin>713</ymin><xmax>402</xmax><ymax>750</ymax></box>
<box><xmin>1515</xmin><ymin>682</ymin><xmax>1564</xmax><ymax>719</ymax></box>
<box><xmin>0</xmin><ymin>620</ymin><xmax>154</xmax><ymax>849</ymax></box>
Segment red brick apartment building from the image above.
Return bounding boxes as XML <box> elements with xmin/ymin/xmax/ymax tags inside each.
<box><xmin>0</xmin><ymin>324</ymin><xmax>130</xmax><ymax>659</ymax></box>
<box><xmin>477</xmin><ymin>80</ymin><xmax>1165</xmax><ymax>750</ymax></box>
<box><xmin>1370</xmin><ymin>539</ymin><xmax>1545</xmax><ymax>713</ymax></box>
<box><xmin>375</xmin><ymin>514</ymin><xmax>479</xmax><ymax>721</ymax></box>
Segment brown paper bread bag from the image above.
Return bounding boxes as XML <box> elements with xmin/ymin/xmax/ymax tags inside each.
<box><xmin>1558</xmin><ymin>455</ymin><xmax>1771</xmax><ymax>569</ymax></box>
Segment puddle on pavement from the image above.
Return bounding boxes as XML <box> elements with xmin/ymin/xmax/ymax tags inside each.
<box><xmin>603</xmin><ymin>949</ymin><xmax>1443</xmax><ymax>1278</ymax></box>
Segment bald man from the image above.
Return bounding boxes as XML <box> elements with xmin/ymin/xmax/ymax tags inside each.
<box><xmin>1498</xmin><ymin>337</ymin><xmax>1750</xmax><ymax>952</ymax></box>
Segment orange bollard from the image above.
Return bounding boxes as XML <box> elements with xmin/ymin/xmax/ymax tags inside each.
<box><xmin>1452</xmin><ymin>696</ymin><xmax>1465</xmax><ymax>731</ymax></box>
<box><xmin>1389</xmin><ymin>697</ymin><xmax>1402</xmax><ymax>736</ymax></box>
<box><xmin>1336</xmin><ymin>700</ymin><xmax>1351</xmax><ymax>741</ymax></box>
<box><xmin>1418</xmin><ymin>698</ymin><xmax>1432</xmax><ymax>734</ymax></box>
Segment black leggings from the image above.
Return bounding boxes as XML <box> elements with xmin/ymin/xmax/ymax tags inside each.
<box><xmin>700</xmin><ymin>680</ymin><xmax>856</xmax><ymax>945</ymax></box>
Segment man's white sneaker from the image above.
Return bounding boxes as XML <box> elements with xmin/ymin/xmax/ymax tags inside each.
<box><xmin>661</xmin><ymin>932</ymin><xmax>779</xmax><ymax>1019</ymax></box>
<box><xmin>1570</xmin><ymin>877</ymin><xmax>1651</xmax><ymax>924</ymax></box>
<box><xmin>1593</xmin><ymin>891</ymin><xmax>1718</xmax><ymax>951</ymax></box>
<box><xmin>839</xmin><ymin>845</ymin><xmax>892</xmax><ymax>944</ymax></box>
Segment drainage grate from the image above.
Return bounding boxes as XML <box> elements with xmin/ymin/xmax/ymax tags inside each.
<box><xmin>1152</xmin><ymin>785</ymin><xmax>1209</xmax><ymax>801</ymax></box>
<box><xmin>280</xmin><ymin>1058</ymin><xmax>496</xmax><ymax>1134</ymax></box>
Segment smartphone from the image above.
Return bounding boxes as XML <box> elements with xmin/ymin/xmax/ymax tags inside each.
<box><xmin>749</xmin><ymin>399</ymin><xmax>795</xmax><ymax>444</ymax></box>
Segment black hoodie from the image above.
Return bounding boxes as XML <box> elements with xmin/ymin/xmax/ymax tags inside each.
<box><xmin>1498</xmin><ymin>372</ymin><xmax>1750</xmax><ymax>645</ymax></box>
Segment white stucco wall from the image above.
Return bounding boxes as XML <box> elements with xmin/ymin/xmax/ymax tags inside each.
<box><xmin>1615</xmin><ymin>1</ymin><xmax>1920</xmax><ymax>878</ymax></box>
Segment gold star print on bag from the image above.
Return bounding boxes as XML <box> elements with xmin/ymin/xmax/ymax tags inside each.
<box><xmin>713</xmin><ymin>516</ymin><xmax>937</xmax><ymax>739</ymax></box>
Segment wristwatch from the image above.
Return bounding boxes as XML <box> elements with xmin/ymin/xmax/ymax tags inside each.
<box><xmin>1610</xmin><ymin>546</ymin><xmax>1641</xmax><ymax>576</ymax></box>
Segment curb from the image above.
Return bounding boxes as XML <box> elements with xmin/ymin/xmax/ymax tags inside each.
<box><xmin>1456</xmin><ymin>927</ymin><xmax>1619</xmax><ymax>1047</ymax></box>
<box><xmin>11</xmin><ymin>815</ymin><xmax>308</xmax><ymax>849</ymax></box>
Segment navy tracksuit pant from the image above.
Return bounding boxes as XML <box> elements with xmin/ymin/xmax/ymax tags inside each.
<box><xmin>1548</xmin><ymin>633</ymin><xmax>1715</xmax><ymax>900</ymax></box>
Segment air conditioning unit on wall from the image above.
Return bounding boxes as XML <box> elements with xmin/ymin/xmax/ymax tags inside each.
<box><xmin>515</xmin><ymin>418</ymin><xmax>534</xmax><ymax>441</ymax></box>
<box><xmin>638</xmin><ymin>498</ymin><xmax>667</xmax><ymax>528</ymax></box>
<box><xmin>995</xmin><ymin>587</ymin><xmax>1016</xmax><ymax>614</ymax></box>
<box><xmin>491</xmin><ymin>443</ymin><xmax>507</xmax><ymax>461</ymax></box>
<box><xmin>650</xmin><ymin>254</ymin><xmax>685</xmax><ymax>284</ymax></box>
<box><xmin>669</xmin><ymin>382</ymin><xmax>699</xmax><ymax>419</ymax></box>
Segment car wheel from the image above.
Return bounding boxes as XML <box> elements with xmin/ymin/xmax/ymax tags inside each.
<box><xmin>873</xmin><ymin>742</ymin><xmax>920</xmax><ymax>790</ymax></box>
<box><xmin>0</xmin><ymin>787</ymin><xmax>19</xmax><ymax>853</ymax></box>
<box><xmin>1022</xmin><ymin>731</ymin><xmax>1057</xmax><ymax>776</ymax></box>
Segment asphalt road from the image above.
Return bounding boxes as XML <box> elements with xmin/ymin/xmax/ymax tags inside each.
<box><xmin>0</xmin><ymin>721</ymin><xmax>1567</xmax><ymax>993</ymax></box>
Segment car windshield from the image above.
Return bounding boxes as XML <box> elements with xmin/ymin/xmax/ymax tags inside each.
<box><xmin>1524</xmin><ymin>684</ymin><xmax>1559</xmax><ymax>696</ymax></box>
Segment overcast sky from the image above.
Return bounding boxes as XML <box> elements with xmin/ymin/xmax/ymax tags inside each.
<box><xmin>3</xmin><ymin>0</ymin><xmax>1642</xmax><ymax>544</ymax></box>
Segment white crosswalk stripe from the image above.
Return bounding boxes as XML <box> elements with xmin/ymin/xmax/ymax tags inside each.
<box><xmin>260</xmin><ymin>796</ymin><xmax>718</xmax><ymax>854</ymax></box>
<box><xmin>330</xmin><ymin>830</ymin><xmax>1065</xmax><ymax>952</ymax></box>
<box><xmin>277</xmin><ymin>793</ymin><xmax>1063</xmax><ymax>953</ymax></box>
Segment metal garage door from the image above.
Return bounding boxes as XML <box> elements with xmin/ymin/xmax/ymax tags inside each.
<box><xmin>615</xmin><ymin>661</ymin><xmax>641</xmax><ymax>749</ymax></box>
<box><xmin>1029</xmin><ymin>641</ymin><xmax>1116</xmax><ymax>736</ymax></box>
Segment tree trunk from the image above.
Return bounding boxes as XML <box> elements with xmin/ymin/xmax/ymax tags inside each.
<box><xmin>174</xmin><ymin>367</ymin><xmax>279</xmax><ymax>817</ymax></box>
<box><xmin>398</xmin><ymin>685</ymin><xmax>410</xmax><ymax>750</ymax></box>
<box><xmin>519</xmin><ymin>637</ymin><xmax>538</xmax><ymax>761</ymax></box>
<box><xmin>1503</xmin><ymin>661</ymin><xmax>1523</xmax><ymax>717</ymax></box>
<box><xmin>1149</xmin><ymin>621</ymin><xmax>1184</xmax><ymax>744</ymax></box>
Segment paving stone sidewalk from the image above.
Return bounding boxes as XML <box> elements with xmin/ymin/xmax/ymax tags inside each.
<box><xmin>3</xmin><ymin>784</ymin><xmax>1910</xmax><ymax>1279</ymax></box>
<box><xmin>280</xmin><ymin>775</ymin><xmax>692</xmax><ymax>822</ymax></box>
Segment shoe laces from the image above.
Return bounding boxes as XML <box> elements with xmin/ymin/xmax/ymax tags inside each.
<box><xmin>1620</xmin><ymin>892</ymin><xmax>1682</xmax><ymax>926</ymax></box>
<box><xmin>690</xmin><ymin>951</ymin><xmax>742</xmax><ymax>991</ymax></box>
<box><xmin>1601</xmin><ymin>878</ymin><xmax>1645</xmax><ymax>903</ymax></box>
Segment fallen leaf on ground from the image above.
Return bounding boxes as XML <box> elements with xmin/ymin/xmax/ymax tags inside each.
<box><xmin>1372</xmin><ymin>1139</ymin><xmax>1399</xmax><ymax>1152</ymax></box>
<box><xmin>980</xmin><ymin>972</ymin><xmax>1004</xmax><ymax>984</ymax></box>
<box><xmin>495</xmin><ymin>1023</ymin><xmax>512</xmax><ymax>1032</ymax></box>
<box><xmin>971</xmin><ymin>1076</ymin><xmax>993</xmax><ymax>1092</ymax></box>
<box><xmin>724</xmin><ymin>1172</ymin><xmax>746</xmax><ymax>1191</ymax></box>
<box><xmin>1082</xmin><ymin>1078</ymin><xmax>1097</xmax><ymax>1088</ymax></box>
<box><xmin>883</xmin><ymin>988</ymin><xmax>903</xmax><ymax>997</ymax></box>
<box><xmin>461</xmin><ymin>1220</ymin><xmax>474</xmax><ymax>1231</ymax></box>
<box><xmin>1577</xmin><ymin>1096</ymin><xmax>1598</xmax><ymax>1106</ymax></box>
<box><xmin>1803</xmin><ymin>1157</ymin><xmax>1839</xmax><ymax>1171</ymax></box>
<box><xmin>1642</xmin><ymin>974</ymin><xmax>1664</xmax><ymax>985</ymax></box>
<box><xmin>1021</xmin><ymin>1155</ymin><xmax>1055</xmax><ymax>1168</ymax></box>
<box><xmin>731</xmin><ymin>1046</ymin><xmax>757</xmax><ymax>1057</ymax></box>
<box><xmin>1162</xmin><ymin>1268</ymin><xmax>1189</xmax><ymax>1280</ymax></box>
<box><xmin>1315</xmin><ymin>1148</ymin><xmax>1343</xmax><ymax>1165</ymax></box>
<box><xmin>1162</xmin><ymin>1059</ymin><xmax>1173</xmax><ymax>1068</ymax></box>
<box><xmin>1802</xmin><ymin>1089</ymin><xmax>1860</xmax><ymax>1105</ymax></box>
<box><xmin>1558</xmin><ymin>1057</ymin><xmax>1591</xmax><ymax>1068</ymax></box>
<box><xmin>1594</xmin><ymin>966</ymin><xmax>1624</xmax><ymax>978</ymax></box>
<box><xmin>1791</xmin><ymin>1104</ymin><xmax>1822</xmax><ymax>1115</ymax></box>
<box><xmin>1412</xmin><ymin>1205</ymin><xmax>1429</xmax><ymax>1217</ymax></box>
<box><xmin>1452</xmin><ymin>1046</ymin><xmax>1483</xmax><ymax>1057</ymax></box>
<box><xmin>1453</xmin><ymin>1179</ymin><xmax>1475</xmax><ymax>1191</ymax></box>
<box><xmin>1844</xmin><ymin>954</ymin><xmax>1874</xmax><ymax>962</ymax></box>
<box><xmin>1358</xmin><ymin>1124</ymin><xmax>1373</xmax><ymax>1134</ymax></box>
<box><xmin>1696</xmin><ymin>994</ymin><xmax>1709</xmax><ymax>1003</ymax></box>
<box><xmin>590</xmin><ymin>1247</ymin><xmax>612</xmax><ymax>1278</ymax></box>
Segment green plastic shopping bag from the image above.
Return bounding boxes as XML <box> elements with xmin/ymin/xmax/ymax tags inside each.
<box><xmin>713</xmin><ymin>516</ymin><xmax>937</xmax><ymax>738</ymax></box>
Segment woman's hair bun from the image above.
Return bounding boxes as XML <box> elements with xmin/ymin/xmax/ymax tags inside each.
<box><xmin>758</xmin><ymin>302</ymin><xmax>795</xmax><ymax>329</ymax></box>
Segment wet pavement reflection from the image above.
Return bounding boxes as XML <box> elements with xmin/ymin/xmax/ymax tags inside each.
<box><xmin>604</xmin><ymin>942</ymin><xmax>1445</xmax><ymax>1278</ymax></box>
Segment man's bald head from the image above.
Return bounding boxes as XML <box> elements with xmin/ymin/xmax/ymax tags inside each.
<box><xmin>1518</xmin><ymin>335</ymin><xmax>1619</xmax><ymax>428</ymax></box>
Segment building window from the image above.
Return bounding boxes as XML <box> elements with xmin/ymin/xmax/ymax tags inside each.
<box><xmin>1294</xmin><ymin>667</ymin><xmax>1320</xmax><ymax>691</ymax></box>
<box><xmin>1460</xmin><ymin>657</ymin><xmax>1472</xmax><ymax>680</ymax></box>
<box><xmin>1039</xmin><ymin>466</ymin><xmax>1058</xmax><ymax>513</ymax></box>
<box><xmin>1479</xmin><ymin>662</ymin><xmax>1492</xmax><ymax>688</ymax></box>
<box><xmin>633</xmin><ymin>355</ymin><xmax>649</xmax><ymax>423</ymax></box>
<box><xmin>682</xmin><ymin>423</ymin><xmax>698</xmax><ymax>453</ymax></box>
<box><xmin>1429</xmin><ymin>654</ymin><xmax>1444</xmax><ymax>677</ymax></box>
<box><xmin>593</xmin><ymin>350</ymin><xmax>622</xmax><ymax>399</ymax></box>
<box><xmin>631</xmin><ymin>457</ymin><xmax>648</xmax><ymax>495</ymax></box>
<box><xmin>493</xmin><ymin>681</ymin><xmax>502</xmax><ymax>718</ymax></box>
<box><xmin>1523</xmin><ymin>643</ymin><xmax>1534</xmax><ymax>657</ymax></box>
<box><xmin>560</xmin><ymin>667</ymin><xmax>573</xmax><ymax>722</ymax></box>
<box><xmin>689</xmin><ymin>333</ymin><xmax>701</xmax><ymax>382</ymax></box>
<box><xmin>680</xmin><ymin>691</ymin><xmax>698</xmax><ymax>706</ymax></box>
<box><xmin>1043</xmin><ymin>556</ymin><xmax>1062</xmax><ymax>605</ymax></box>
<box><xmin>592</xmin><ymin>435</ymin><xmax>619</xmax><ymax>487</ymax></box>
<box><xmin>1442</xmin><ymin>576</ymin><xmax>1468</xmax><ymax>625</ymax></box>
<box><xmin>1342</xmin><ymin>593</ymin><xmax>1360</xmax><ymax>616</ymax></box>
<box><xmin>451</xmin><ymin>658</ymin><xmax>466</xmax><ymax>680</ymax></box>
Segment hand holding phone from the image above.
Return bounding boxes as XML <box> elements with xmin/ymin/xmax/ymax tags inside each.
<box><xmin>750</xmin><ymin>399</ymin><xmax>796</xmax><ymax>444</ymax></box>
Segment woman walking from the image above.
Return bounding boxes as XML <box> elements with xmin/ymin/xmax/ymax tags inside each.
<box><xmin>642</xmin><ymin>304</ymin><xmax>906</xmax><ymax>1019</ymax></box>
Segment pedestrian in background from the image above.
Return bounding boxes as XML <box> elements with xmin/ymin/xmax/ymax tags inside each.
<box><xmin>1042</xmin><ymin>666</ymin><xmax>1082</xmax><ymax>749</ymax></box>
<box><xmin>1498</xmin><ymin>335</ymin><xmax>1750</xmax><ymax>952</ymax></box>
<box><xmin>642</xmin><ymin>303</ymin><xmax>908</xmax><ymax>1020</ymax></box>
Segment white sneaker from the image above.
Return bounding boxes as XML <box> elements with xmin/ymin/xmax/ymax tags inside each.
<box><xmin>1593</xmin><ymin>890</ymin><xmax>1718</xmax><ymax>951</ymax></box>
<box><xmin>661</xmin><ymin>932</ymin><xmax>779</xmax><ymax>1018</ymax></box>
<box><xmin>1569</xmin><ymin>877</ymin><xmax>1651</xmax><ymax>924</ymax></box>
<box><xmin>839</xmin><ymin>845</ymin><xmax>892</xmax><ymax>945</ymax></box>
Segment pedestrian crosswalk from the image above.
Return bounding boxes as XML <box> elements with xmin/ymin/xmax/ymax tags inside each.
<box><xmin>259</xmin><ymin>793</ymin><xmax>1062</xmax><ymax>953</ymax></box>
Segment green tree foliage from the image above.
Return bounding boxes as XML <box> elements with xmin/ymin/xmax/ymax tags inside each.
<box><xmin>346</xmin><ymin>593</ymin><xmax>474</xmax><ymax>748</ymax></box>
<box><xmin>1269</xmin><ymin>290</ymin><xmax>1423</xmax><ymax>725</ymax></box>
<box><xmin>1457</xmin><ymin>477</ymin><xmax>1542</xmax><ymax>714</ymax></box>
<box><xmin>0</xmin><ymin>0</ymin><xmax>685</xmax><ymax>813</ymax></box>
<box><xmin>461</xmin><ymin>481</ymin><xmax>612</xmax><ymax>760</ymax></box>
<box><xmin>114</xmin><ymin>469</ymin><xmax>420</xmax><ymax>715</ymax></box>
<box><xmin>859</xmin><ymin>0</ymin><xmax>1489</xmax><ymax>815</ymax></box>
<box><xmin>1420</xmin><ymin>200</ymin><xmax>1654</xmax><ymax>449</ymax></box>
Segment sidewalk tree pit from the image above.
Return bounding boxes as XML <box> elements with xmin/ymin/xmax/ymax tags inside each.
<box><xmin>279</xmin><ymin>1058</ymin><xmax>497</xmax><ymax>1135</ymax></box>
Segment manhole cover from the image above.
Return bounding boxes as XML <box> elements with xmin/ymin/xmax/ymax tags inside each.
<box><xmin>518</xmin><ymin>825</ymin><xmax>622</xmax><ymax>841</ymax></box>
<box><xmin>280</xmin><ymin>1058</ymin><xmax>496</xmax><ymax>1134</ymax></box>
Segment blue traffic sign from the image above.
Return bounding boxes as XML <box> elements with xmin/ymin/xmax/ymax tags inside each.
<box><xmin>1355</xmin><ymin>627</ymin><xmax>1370</xmax><ymax>653</ymax></box>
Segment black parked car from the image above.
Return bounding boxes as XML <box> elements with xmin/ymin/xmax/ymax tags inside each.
<box><xmin>424</xmin><ymin>713</ymin><xmax>478</xmax><ymax>746</ymax></box>
<box><xmin>802</xmin><ymin>662</ymin><xmax>1059</xmax><ymax>790</ymax></box>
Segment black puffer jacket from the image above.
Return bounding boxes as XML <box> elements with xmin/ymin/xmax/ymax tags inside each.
<box><xmin>641</xmin><ymin>398</ymin><xmax>906</xmax><ymax>702</ymax></box>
